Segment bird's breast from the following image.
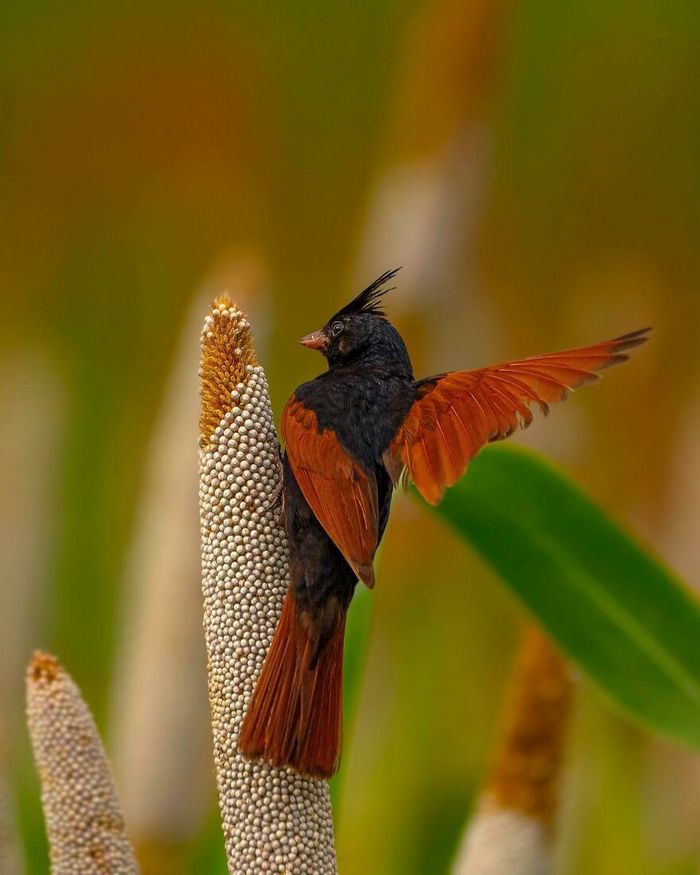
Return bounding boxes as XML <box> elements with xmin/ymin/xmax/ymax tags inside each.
<box><xmin>293</xmin><ymin>370</ymin><xmax>416</xmax><ymax>467</ymax></box>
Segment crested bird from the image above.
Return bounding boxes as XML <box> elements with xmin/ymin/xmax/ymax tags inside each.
<box><xmin>238</xmin><ymin>269</ymin><xmax>649</xmax><ymax>777</ymax></box>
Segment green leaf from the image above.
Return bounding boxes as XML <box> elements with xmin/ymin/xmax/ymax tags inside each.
<box><xmin>423</xmin><ymin>443</ymin><xmax>700</xmax><ymax>749</ymax></box>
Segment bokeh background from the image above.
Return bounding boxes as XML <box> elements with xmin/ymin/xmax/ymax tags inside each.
<box><xmin>1</xmin><ymin>1</ymin><xmax>699</xmax><ymax>872</ymax></box>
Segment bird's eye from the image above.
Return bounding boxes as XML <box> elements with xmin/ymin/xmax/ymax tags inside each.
<box><xmin>331</xmin><ymin>321</ymin><xmax>344</xmax><ymax>337</ymax></box>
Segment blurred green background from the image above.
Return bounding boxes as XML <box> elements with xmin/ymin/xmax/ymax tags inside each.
<box><xmin>1</xmin><ymin>1</ymin><xmax>698</xmax><ymax>872</ymax></box>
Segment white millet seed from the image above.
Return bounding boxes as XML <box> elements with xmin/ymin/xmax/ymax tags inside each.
<box><xmin>453</xmin><ymin>803</ymin><xmax>551</xmax><ymax>875</ymax></box>
<box><xmin>26</xmin><ymin>651</ymin><xmax>139</xmax><ymax>875</ymax></box>
<box><xmin>199</xmin><ymin>299</ymin><xmax>337</xmax><ymax>874</ymax></box>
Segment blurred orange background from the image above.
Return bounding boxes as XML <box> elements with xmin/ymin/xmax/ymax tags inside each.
<box><xmin>1</xmin><ymin>2</ymin><xmax>698</xmax><ymax>872</ymax></box>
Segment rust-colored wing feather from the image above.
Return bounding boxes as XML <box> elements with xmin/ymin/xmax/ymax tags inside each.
<box><xmin>386</xmin><ymin>328</ymin><xmax>650</xmax><ymax>505</ymax></box>
<box><xmin>282</xmin><ymin>397</ymin><xmax>379</xmax><ymax>587</ymax></box>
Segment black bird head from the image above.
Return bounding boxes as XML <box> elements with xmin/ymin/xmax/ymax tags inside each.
<box><xmin>299</xmin><ymin>269</ymin><xmax>413</xmax><ymax>374</ymax></box>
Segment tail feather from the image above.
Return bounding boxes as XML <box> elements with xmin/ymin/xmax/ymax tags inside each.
<box><xmin>238</xmin><ymin>591</ymin><xmax>345</xmax><ymax>778</ymax></box>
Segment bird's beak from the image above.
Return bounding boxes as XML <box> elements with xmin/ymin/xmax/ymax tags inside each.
<box><xmin>299</xmin><ymin>330</ymin><xmax>328</xmax><ymax>351</ymax></box>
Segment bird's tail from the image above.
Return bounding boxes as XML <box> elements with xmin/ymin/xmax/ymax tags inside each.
<box><xmin>238</xmin><ymin>590</ymin><xmax>346</xmax><ymax>778</ymax></box>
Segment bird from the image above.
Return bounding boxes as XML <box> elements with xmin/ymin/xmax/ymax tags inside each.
<box><xmin>238</xmin><ymin>268</ymin><xmax>649</xmax><ymax>778</ymax></box>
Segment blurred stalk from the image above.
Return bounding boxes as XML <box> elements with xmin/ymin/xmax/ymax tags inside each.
<box><xmin>453</xmin><ymin>626</ymin><xmax>572</xmax><ymax>875</ymax></box>
<box><xmin>0</xmin><ymin>354</ymin><xmax>62</xmax><ymax>732</ymax></box>
<box><xmin>112</xmin><ymin>258</ymin><xmax>267</xmax><ymax>873</ymax></box>
<box><xmin>199</xmin><ymin>299</ymin><xmax>337</xmax><ymax>873</ymax></box>
<box><xmin>0</xmin><ymin>354</ymin><xmax>63</xmax><ymax>873</ymax></box>
<box><xmin>26</xmin><ymin>652</ymin><xmax>138</xmax><ymax>874</ymax></box>
<box><xmin>355</xmin><ymin>0</ymin><xmax>511</xmax><ymax>377</ymax></box>
<box><xmin>0</xmin><ymin>742</ymin><xmax>24</xmax><ymax>875</ymax></box>
<box><xmin>110</xmin><ymin>295</ymin><xmax>214</xmax><ymax>873</ymax></box>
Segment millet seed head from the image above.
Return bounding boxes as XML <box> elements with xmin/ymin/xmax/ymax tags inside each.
<box><xmin>199</xmin><ymin>302</ymin><xmax>337</xmax><ymax>873</ymax></box>
<box><xmin>26</xmin><ymin>650</ymin><xmax>139</xmax><ymax>875</ymax></box>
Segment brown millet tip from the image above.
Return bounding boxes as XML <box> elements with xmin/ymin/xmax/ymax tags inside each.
<box><xmin>213</xmin><ymin>293</ymin><xmax>235</xmax><ymax>311</ymax></box>
<box><xmin>486</xmin><ymin>627</ymin><xmax>572</xmax><ymax>826</ymax></box>
<box><xmin>199</xmin><ymin>299</ymin><xmax>258</xmax><ymax>449</ymax></box>
<box><xmin>27</xmin><ymin>650</ymin><xmax>60</xmax><ymax>684</ymax></box>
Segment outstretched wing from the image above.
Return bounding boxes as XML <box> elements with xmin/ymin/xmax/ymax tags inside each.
<box><xmin>385</xmin><ymin>328</ymin><xmax>650</xmax><ymax>505</ymax></box>
<box><xmin>282</xmin><ymin>396</ymin><xmax>379</xmax><ymax>587</ymax></box>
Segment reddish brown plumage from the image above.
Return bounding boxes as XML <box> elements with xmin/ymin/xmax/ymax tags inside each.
<box><xmin>386</xmin><ymin>328</ymin><xmax>650</xmax><ymax>504</ymax></box>
<box><xmin>281</xmin><ymin>399</ymin><xmax>379</xmax><ymax>588</ymax></box>
<box><xmin>238</xmin><ymin>590</ymin><xmax>346</xmax><ymax>778</ymax></box>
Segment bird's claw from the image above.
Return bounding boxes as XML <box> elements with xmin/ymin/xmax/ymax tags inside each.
<box><xmin>259</xmin><ymin>478</ymin><xmax>283</xmax><ymax>513</ymax></box>
<box><xmin>258</xmin><ymin>453</ymin><xmax>285</xmax><ymax>524</ymax></box>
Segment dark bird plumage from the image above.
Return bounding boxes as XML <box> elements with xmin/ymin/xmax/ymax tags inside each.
<box><xmin>238</xmin><ymin>271</ymin><xmax>650</xmax><ymax>777</ymax></box>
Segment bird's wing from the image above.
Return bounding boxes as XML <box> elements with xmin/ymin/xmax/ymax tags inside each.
<box><xmin>282</xmin><ymin>396</ymin><xmax>379</xmax><ymax>588</ymax></box>
<box><xmin>384</xmin><ymin>328</ymin><xmax>650</xmax><ymax>505</ymax></box>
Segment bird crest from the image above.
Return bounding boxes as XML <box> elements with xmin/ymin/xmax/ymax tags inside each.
<box><xmin>333</xmin><ymin>268</ymin><xmax>402</xmax><ymax>320</ymax></box>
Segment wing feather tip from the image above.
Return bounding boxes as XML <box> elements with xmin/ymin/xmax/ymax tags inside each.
<box><xmin>356</xmin><ymin>562</ymin><xmax>376</xmax><ymax>589</ymax></box>
<box><xmin>610</xmin><ymin>326</ymin><xmax>652</xmax><ymax>353</ymax></box>
<box><xmin>415</xmin><ymin>480</ymin><xmax>444</xmax><ymax>505</ymax></box>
